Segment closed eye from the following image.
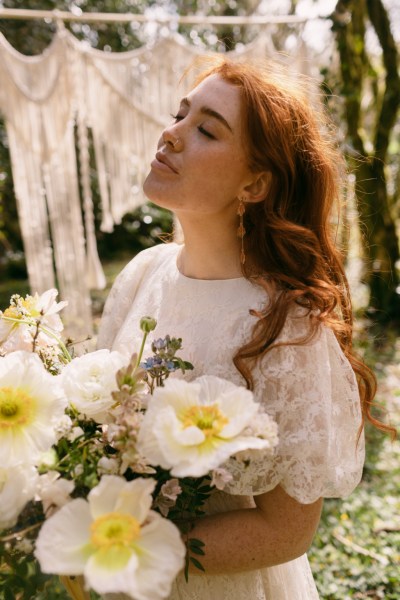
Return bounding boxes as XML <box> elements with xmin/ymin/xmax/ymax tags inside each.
<box><xmin>170</xmin><ymin>113</ymin><xmax>215</xmax><ymax>140</ymax></box>
<box><xmin>171</xmin><ymin>113</ymin><xmax>184</xmax><ymax>122</ymax></box>
<box><xmin>198</xmin><ymin>126</ymin><xmax>215</xmax><ymax>139</ymax></box>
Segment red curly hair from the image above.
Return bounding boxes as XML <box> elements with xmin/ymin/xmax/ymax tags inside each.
<box><xmin>189</xmin><ymin>56</ymin><xmax>393</xmax><ymax>438</ymax></box>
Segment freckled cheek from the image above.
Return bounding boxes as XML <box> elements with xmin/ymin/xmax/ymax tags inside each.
<box><xmin>192</xmin><ymin>151</ymin><xmax>244</xmax><ymax>177</ymax></box>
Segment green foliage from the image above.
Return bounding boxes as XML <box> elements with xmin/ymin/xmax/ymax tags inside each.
<box><xmin>96</xmin><ymin>203</ymin><xmax>174</xmax><ymax>260</ymax></box>
<box><xmin>309</xmin><ymin>336</ymin><xmax>400</xmax><ymax>599</ymax></box>
<box><xmin>0</xmin><ymin>545</ymin><xmax>70</xmax><ymax>600</ymax></box>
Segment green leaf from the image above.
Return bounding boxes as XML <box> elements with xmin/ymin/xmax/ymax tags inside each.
<box><xmin>189</xmin><ymin>538</ymin><xmax>205</xmax><ymax>547</ymax></box>
<box><xmin>189</xmin><ymin>546</ymin><xmax>205</xmax><ymax>556</ymax></box>
<box><xmin>190</xmin><ymin>557</ymin><xmax>206</xmax><ymax>572</ymax></box>
<box><xmin>4</xmin><ymin>588</ymin><xmax>15</xmax><ymax>600</ymax></box>
<box><xmin>197</xmin><ymin>485</ymin><xmax>212</xmax><ymax>493</ymax></box>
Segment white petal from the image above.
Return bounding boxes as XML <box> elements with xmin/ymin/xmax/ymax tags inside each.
<box><xmin>174</xmin><ymin>425</ymin><xmax>205</xmax><ymax>446</ymax></box>
<box><xmin>218</xmin><ymin>392</ymin><xmax>259</xmax><ymax>438</ymax></box>
<box><xmin>0</xmin><ymin>464</ymin><xmax>38</xmax><ymax>530</ymax></box>
<box><xmin>88</xmin><ymin>475</ymin><xmax>129</xmax><ymax>518</ymax></box>
<box><xmin>88</xmin><ymin>476</ymin><xmax>155</xmax><ymax>525</ymax></box>
<box><xmin>85</xmin><ymin>553</ymin><xmax>140</xmax><ymax>597</ymax></box>
<box><xmin>150</xmin><ymin>408</ymin><xmax>199</xmax><ymax>466</ymax></box>
<box><xmin>132</xmin><ymin>514</ymin><xmax>186</xmax><ymax>600</ymax></box>
<box><xmin>150</xmin><ymin>378</ymin><xmax>201</xmax><ymax>412</ymax></box>
<box><xmin>35</xmin><ymin>499</ymin><xmax>92</xmax><ymax>575</ymax></box>
<box><xmin>114</xmin><ymin>478</ymin><xmax>156</xmax><ymax>524</ymax></box>
<box><xmin>194</xmin><ymin>375</ymin><xmax>239</xmax><ymax>403</ymax></box>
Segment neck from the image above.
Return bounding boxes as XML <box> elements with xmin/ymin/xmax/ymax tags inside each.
<box><xmin>175</xmin><ymin>213</ymin><xmax>242</xmax><ymax>280</ymax></box>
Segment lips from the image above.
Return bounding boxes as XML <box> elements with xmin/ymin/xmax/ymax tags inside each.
<box><xmin>152</xmin><ymin>152</ymin><xmax>179</xmax><ymax>174</ymax></box>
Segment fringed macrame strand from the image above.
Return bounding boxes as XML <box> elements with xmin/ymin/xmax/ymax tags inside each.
<box><xmin>0</xmin><ymin>27</ymin><xmax>310</xmax><ymax>336</ymax></box>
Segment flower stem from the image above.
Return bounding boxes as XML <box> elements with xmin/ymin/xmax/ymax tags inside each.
<box><xmin>135</xmin><ymin>331</ymin><xmax>148</xmax><ymax>369</ymax></box>
<box><xmin>0</xmin><ymin>521</ymin><xmax>43</xmax><ymax>542</ymax></box>
<box><xmin>1</xmin><ymin>316</ymin><xmax>72</xmax><ymax>362</ymax></box>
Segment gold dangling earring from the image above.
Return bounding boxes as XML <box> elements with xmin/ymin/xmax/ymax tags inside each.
<box><xmin>237</xmin><ymin>197</ymin><xmax>246</xmax><ymax>265</ymax></box>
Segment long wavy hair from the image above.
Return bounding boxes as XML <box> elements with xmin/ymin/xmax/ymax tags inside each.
<box><xmin>189</xmin><ymin>57</ymin><xmax>393</xmax><ymax>437</ymax></box>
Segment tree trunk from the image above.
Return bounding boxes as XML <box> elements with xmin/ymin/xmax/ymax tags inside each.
<box><xmin>332</xmin><ymin>0</ymin><xmax>400</xmax><ymax>322</ymax></box>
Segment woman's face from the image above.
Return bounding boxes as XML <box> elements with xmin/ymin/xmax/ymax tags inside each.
<box><xmin>143</xmin><ymin>74</ymin><xmax>253</xmax><ymax>220</ymax></box>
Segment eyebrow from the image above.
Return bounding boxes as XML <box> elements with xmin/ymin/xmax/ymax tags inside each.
<box><xmin>181</xmin><ymin>97</ymin><xmax>234</xmax><ymax>133</ymax></box>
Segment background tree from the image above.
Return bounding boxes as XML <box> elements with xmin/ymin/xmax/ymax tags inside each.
<box><xmin>331</xmin><ymin>0</ymin><xmax>400</xmax><ymax>323</ymax></box>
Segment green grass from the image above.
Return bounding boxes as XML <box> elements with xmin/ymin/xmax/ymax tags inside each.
<box><xmin>309</xmin><ymin>339</ymin><xmax>400</xmax><ymax>599</ymax></box>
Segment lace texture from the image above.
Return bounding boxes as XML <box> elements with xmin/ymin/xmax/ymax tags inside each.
<box><xmin>98</xmin><ymin>242</ymin><xmax>365</xmax><ymax>600</ymax></box>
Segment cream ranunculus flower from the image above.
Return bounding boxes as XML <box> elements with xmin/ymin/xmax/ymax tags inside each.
<box><xmin>60</xmin><ymin>350</ymin><xmax>128</xmax><ymax>422</ymax></box>
<box><xmin>0</xmin><ymin>463</ymin><xmax>38</xmax><ymax>530</ymax></box>
<box><xmin>35</xmin><ymin>476</ymin><xmax>185</xmax><ymax>600</ymax></box>
<box><xmin>0</xmin><ymin>289</ymin><xmax>67</xmax><ymax>354</ymax></box>
<box><xmin>0</xmin><ymin>351</ymin><xmax>66</xmax><ymax>466</ymax></box>
<box><xmin>137</xmin><ymin>375</ymin><xmax>275</xmax><ymax>477</ymax></box>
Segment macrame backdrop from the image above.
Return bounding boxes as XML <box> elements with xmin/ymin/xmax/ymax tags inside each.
<box><xmin>0</xmin><ymin>24</ymin><xmax>309</xmax><ymax>335</ymax></box>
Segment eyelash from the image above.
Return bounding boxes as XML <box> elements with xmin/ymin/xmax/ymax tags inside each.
<box><xmin>170</xmin><ymin>113</ymin><xmax>215</xmax><ymax>140</ymax></box>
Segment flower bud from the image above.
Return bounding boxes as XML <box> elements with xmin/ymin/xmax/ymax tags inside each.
<box><xmin>140</xmin><ymin>316</ymin><xmax>157</xmax><ymax>333</ymax></box>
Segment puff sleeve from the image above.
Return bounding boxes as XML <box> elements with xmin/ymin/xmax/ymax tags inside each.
<box><xmin>223</xmin><ymin>314</ymin><xmax>365</xmax><ymax>504</ymax></box>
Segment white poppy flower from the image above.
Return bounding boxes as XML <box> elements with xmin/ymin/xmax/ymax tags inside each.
<box><xmin>0</xmin><ymin>289</ymin><xmax>67</xmax><ymax>354</ymax></box>
<box><xmin>0</xmin><ymin>351</ymin><xmax>66</xmax><ymax>466</ymax></box>
<box><xmin>137</xmin><ymin>375</ymin><xmax>276</xmax><ymax>478</ymax></box>
<box><xmin>35</xmin><ymin>476</ymin><xmax>185</xmax><ymax>600</ymax></box>
<box><xmin>0</xmin><ymin>464</ymin><xmax>38</xmax><ymax>530</ymax></box>
<box><xmin>60</xmin><ymin>350</ymin><xmax>128</xmax><ymax>422</ymax></box>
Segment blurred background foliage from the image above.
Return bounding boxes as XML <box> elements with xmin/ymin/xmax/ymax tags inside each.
<box><xmin>0</xmin><ymin>1</ymin><xmax>399</xmax><ymax>599</ymax></box>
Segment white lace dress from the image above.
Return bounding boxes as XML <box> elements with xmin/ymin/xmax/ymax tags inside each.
<box><xmin>97</xmin><ymin>242</ymin><xmax>365</xmax><ymax>600</ymax></box>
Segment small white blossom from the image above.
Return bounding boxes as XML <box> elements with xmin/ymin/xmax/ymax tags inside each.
<box><xmin>160</xmin><ymin>479</ymin><xmax>182</xmax><ymax>502</ymax></box>
<box><xmin>35</xmin><ymin>476</ymin><xmax>185</xmax><ymax>600</ymax></box>
<box><xmin>67</xmin><ymin>426</ymin><xmax>84</xmax><ymax>442</ymax></box>
<box><xmin>154</xmin><ymin>479</ymin><xmax>182</xmax><ymax>517</ymax></box>
<box><xmin>234</xmin><ymin>413</ymin><xmax>279</xmax><ymax>462</ymax></box>
<box><xmin>54</xmin><ymin>414</ymin><xmax>73</xmax><ymax>439</ymax></box>
<box><xmin>211</xmin><ymin>467</ymin><xmax>233</xmax><ymax>490</ymax></box>
<box><xmin>35</xmin><ymin>471</ymin><xmax>74</xmax><ymax>515</ymax></box>
<box><xmin>243</xmin><ymin>412</ymin><xmax>279</xmax><ymax>446</ymax></box>
<box><xmin>97</xmin><ymin>457</ymin><xmax>120</xmax><ymax>475</ymax></box>
<box><xmin>14</xmin><ymin>537</ymin><xmax>34</xmax><ymax>554</ymax></box>
<box><xmin>38</xmin><ymin>449</ymin><xmax>58</xmax><ymax>469</ymax></box>
<box><xmin>72</xmin><ymin>464</ymin><xmax>84</xmax><ymax>477</ymax></box>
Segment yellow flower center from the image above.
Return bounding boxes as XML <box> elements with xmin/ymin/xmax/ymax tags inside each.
<box><xmin>0</xmin><ymin>387</ymin><xmax>37</xmax><ymax>430</ymax></box>
<box><xmin>4</xmin><ymin>297</ymin><xmax>38</xmax><ymax>320</ymax></box>
<box><xmin>181</xmin><ymin>404</ymin><xmax>228</xmax><ymax>438</ymax></box>
<box><xmin>3</xmin><ymin>307</ymin><xmax>20</xmax><ymax>319</ymax></box>
<box><xmin>90</xmin><ymin>512</ymin><xmax>141</xmax><ymax>550</ymax></box>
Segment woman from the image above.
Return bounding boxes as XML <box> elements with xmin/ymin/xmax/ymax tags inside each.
<box><xmin>98</xmin><ymin>58</ymin><xmax>383</xmax><ymax>599</ymax></box>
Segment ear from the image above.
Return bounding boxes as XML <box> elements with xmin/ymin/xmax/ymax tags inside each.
<box><xmin>242</xmin><ymin>172</ymin><xmax>271</xmax><ymax>204</ymax></box>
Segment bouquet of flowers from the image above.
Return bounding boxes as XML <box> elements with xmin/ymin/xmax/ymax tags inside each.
<box><xmin>0</xmin><ymin>289</ymin><xmax>279</xmax><ymax>600</ymax></box>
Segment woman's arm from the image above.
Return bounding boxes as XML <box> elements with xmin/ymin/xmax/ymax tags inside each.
<box><xmin>187</xmin><ymin>485</ymin><xmax>323</xmax><ymax>575</ymax></box>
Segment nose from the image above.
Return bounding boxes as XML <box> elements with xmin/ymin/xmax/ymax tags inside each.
<box><xmin>162</xmin><ymin>127</ymin><xmax>182</xmax><ymax>151</ymax></box>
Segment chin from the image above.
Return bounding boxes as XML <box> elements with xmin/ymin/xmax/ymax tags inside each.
<box><xmin>143</xmin><ymin>180</ymin><xmax>171</xmax><ymax>211</ymax></box>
